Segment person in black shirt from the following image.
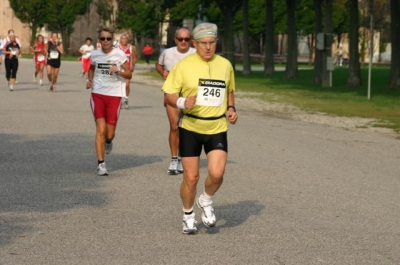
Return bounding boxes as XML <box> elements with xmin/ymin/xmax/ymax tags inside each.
<box><xmin>46</xmin><ymin>32</ymin><xmax>64</xmax><ymax>92</ymax></box>
<box><xmin>2</xmin><ymin>34</ymin><xmax>21</xmax><ymax>91</ymax></box>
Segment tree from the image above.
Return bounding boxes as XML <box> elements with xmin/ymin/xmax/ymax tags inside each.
<box><xmin>285</xmin><ymin>0</ymin><xmax>298</xmax><ymax>79</ymax></box>
<box><xmin>322</xmin><ymin>0</ymin><xmax>333</xmax><ymax>87</ymax></box>
<box><xmin>214</xmin><ymin>0</ymin><xmax>242</xmax><ymax>68</ymax></box>
<box><xmin>242</xmin><ymin>0</ymin><xmax>251</xmax><ymax>75</ymax></box>
<box><xmin>46</xmin><ymin>0</ymin><xmax>92</xmax><ymax>54</ymax></box>
<box><xmin>346</xmin><ymin>0</ymin><xmax>362</xmax><ymax>87</ymax></box>
<box><xmin>389</xmin><ymin>0</ymin><xmax>400</xmax><ymax>87</ymax></box>
<box><xmin>9</xmin><ymin>0</ymin><xmax>47</xmax><ymax>46</ymax></box>
<box><xmin>264</xmin><ymin>0</ymin><xmax>274</xmax><ymax>75</ymax></box>
<box><xmin>313</xmin><ymin>0</ymin><xmax>323</xmax><ymax>84</ymax></box>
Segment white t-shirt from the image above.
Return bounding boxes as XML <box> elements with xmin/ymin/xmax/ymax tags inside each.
<box><xmin>80</xmin><ymin>44</ymin><xmax>94</xmax><ymax>59</ymax></box>
<box><xmin>90</xmin><ymin>48</ymin><xmax>128</xmax><ymax>97</ymax></box>
<box><xmin>157</xmin><ymin>47</ymin><xmax>196</xmax><ymax>71</ymax></box>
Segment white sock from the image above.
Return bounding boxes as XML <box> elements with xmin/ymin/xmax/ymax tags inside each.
<box><xmin>201</xmin><ymin>191</ymin><xmax>212</xmax><ymax>204</ymax></box>
<box><xmin>183</xmin><ymin>207</ymin><xmax>193</xmax><ymax>214</ymax></box>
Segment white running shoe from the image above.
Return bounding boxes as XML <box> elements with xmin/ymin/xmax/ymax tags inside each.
<box><xmin>40</xmin><ymin>79</ymin><xmax>43</xmax><ymax>86</ymax></box>
<box><xmin>9</xmin><ymin>85</ymin><xmax>13</xmax><ymax>91</ymax></box>
<box><xmin>123</xmin><ymin>97</ymin><xmax>129</xmax><ymax>109</ymax></box>
<box><xmin>182</xmin><ymin>212</ymin><xmax>197</xmax><ymax>234</ymax></box>
<box><xmin>167</xmin><ymin>157</ymin><xmax>179</xmax><ymax>175</ymax></box>
<box><xmin>196</xmin><ymin>195</ymin><xmax>216</xmax><ymax>227</ymax></box>
<box><xmin>177</xmin><ymin>158</ymin><xmax>183</xmax><ymax>174</ymax></box>
<box><xmin>97</xmin><ymin>162</ymin><xmax>108</xmax><ymax>176</ymax></box>
<box><xmin>105</xmin><ymin>141</ymin><xmax>113</xmax><ymax>155</ymax></box>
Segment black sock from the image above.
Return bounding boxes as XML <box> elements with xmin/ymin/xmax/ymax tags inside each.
<box><xmin>98</xmin><ymin>160</ymin><xmax>104</xmax><ymax>165</ymax></box>
<box><xmin>184</xmin><ymin>211</ymin><xmax>193</xmax><ymax>215</ymax></box>
<box><xmin>106</xmin><ymin>140</ymin><xmax>112</xmax><ymax>144</ymax></box>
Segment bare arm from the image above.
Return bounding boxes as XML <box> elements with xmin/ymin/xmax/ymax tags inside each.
<box><xmin>86</xmin><ymin>64</ymin><xmax>95</xmax><ymax>89</ymax></box>
<box><xmin>156</xmin><ymin>62</ymin><xmax>169</xmax><ymax>79</ymax></box>
<box><xmin>226</xmin><ymin>91</ymin><xmax>238</xmax><ymax>124</ymax></box>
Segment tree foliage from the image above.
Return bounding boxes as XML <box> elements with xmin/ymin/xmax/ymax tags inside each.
<box><xmin>9</xmin><ymin>0</ymin><xmax>48</xmax><ymax>46</ymax></box>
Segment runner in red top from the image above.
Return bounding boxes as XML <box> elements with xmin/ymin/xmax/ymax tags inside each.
<box><xmin>142</xmin><ymin>43</ymin><xmax>153</xmax><ymax>67</ymax></box>
<box><xmin>31</xmin><ymin>35</ymin><xmax>46</xmax><ymax>86</ymax></box>
<box><xmin>117</xmin><ymin>33</ymin><xmax>137</xmax><ymax>108</ymax></box>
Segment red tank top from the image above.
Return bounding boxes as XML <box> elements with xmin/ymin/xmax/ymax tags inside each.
<box><xmin>34</xmin><ymin>42</ymin><xmax>46</xmax><ymax>62</ymax></box>
<box><xmin>118</xmin><ymin>44</ymin><xmax>132</xmax><ymax>65</ymax></box>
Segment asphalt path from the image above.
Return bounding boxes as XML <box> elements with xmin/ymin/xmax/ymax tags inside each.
<box><xmin>1</xmin><ymin>59</ymin><xmax>400</xmax><ymax>265</ymax></box>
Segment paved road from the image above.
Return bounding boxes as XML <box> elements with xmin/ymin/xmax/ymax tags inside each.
<box><xmin>1</xmin><ymin>59</ymin><xmax>400</xmax><ymax>265</ymax></box>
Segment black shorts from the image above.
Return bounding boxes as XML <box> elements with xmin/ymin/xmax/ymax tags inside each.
<box><xmin>179</xmin><ymin>127</ymin><xmax>228</xmax><ymax>157</ymax></box>
<box><xmin>47</xmin><ymin>59</ymin><xmax>61</xmax><ymax>68</ymax></box>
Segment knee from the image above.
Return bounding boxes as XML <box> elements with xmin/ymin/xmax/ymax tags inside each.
<box><xmin>183</xmin><ymin>173</ymin><xmax>199</xmax><ymax>188</ymax></box>
<box><xmin>209</xmin><ymin>168</ymin><xmax>225</xmax><ymax>182</ymax></box>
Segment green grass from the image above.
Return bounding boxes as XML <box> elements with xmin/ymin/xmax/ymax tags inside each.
<box><xmin>235</xmin><ymin>67</ymin><xmax>400</xmax><ymax>132</ymax></box>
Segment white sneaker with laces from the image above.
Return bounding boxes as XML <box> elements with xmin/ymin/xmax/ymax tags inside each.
<box><xmin>182</xmin><ymin>212</ymin><xmax>197</xmax><ymax>234</ymax></box>
<box><xmin>196</xmin><ymin>195</ymin><xmax>216</xmax><ymax>227</ymax></box>
<box><xmin>177</xmin><ymin>158</ymin><xmax>183</xmax><ymax>174</ymax></box>
<box><xmin>97</xmin><ymin>162</ymin><xmax>108</xmax><ymax>176</ymax></box>
<box><xmin>167</xmin><ymin>157</ymin><xmax>179</xmax><ymax>175</ymax></box>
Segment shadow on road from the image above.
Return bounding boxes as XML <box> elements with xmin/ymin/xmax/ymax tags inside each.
<box><xmin>200</xmin><ymin>200</ymin><xmax>265</xmax><ymax>234</ymax></box>
<box><xmin>0</xmin><ymin>133</ymin><xmax>162</xmax><ymax>248</ymax></box>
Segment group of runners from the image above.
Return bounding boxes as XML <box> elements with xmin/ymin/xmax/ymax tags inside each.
<box><xmin>0</xmin><ymin>30</ymin><xmax>63</xmax><ymax>92</ymax></box>
<box><xmin>88</xmin><ymin>23</ymin><xmax>238</xmax><ymax>234</ymax></box>
<box><xmin>2</xmin><ymin>23</ymin><xmax>238</xmax><ymax>234</ymax></box>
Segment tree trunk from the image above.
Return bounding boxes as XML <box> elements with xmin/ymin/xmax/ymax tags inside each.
<box><xmin>389</xmin><ymin>0</ymin><xmax>400</xmax><ymax>87</ymax></box>
<box><xmin>285</xmin><ymin>0</ymin><xmax>297</xmax><ymax>79</ymax></box>
<box><xmin>264</xmin><ymin>0</ymin><xmax>275</xmax><ymax>75</ymax></box>
<box><xmin>223</xmin><ymin>6</ymin><xmax>235</xmax><ymax>69</ymax></box>
<box><xmin>242</xmin><ymin>0</ymin><xmax>251</xmax><ymax>75</ymax></box>
<box><xmin>322</xmin><ymin>0</ymin><xmax>333</xmax><ymax>87</ymax></box>
<box><xmin>347</xmin><ymin>0</ymin><xmax>362</xmax><ymax>87</ymax></box>
<box><xmin>30</xmin><ymin>24</ymin><xmax>38</xmax><ymax>47</ymax></box>
<box><xmin>313</xmin><ymin>0</ymin><xmax>323</xmax><ymax>84</ymax></box>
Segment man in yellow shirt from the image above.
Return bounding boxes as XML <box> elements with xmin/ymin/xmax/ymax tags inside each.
<box><xmin>163</xmin><ymin>22</ymin><xmax>238</xmax><ymax>234</ymax></box>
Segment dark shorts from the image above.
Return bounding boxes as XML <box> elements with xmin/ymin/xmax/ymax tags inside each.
<box><xmin>47</xmin><ymin>59</ymin><xmax>61</xmax><ymax>68</ymax></box>
<box><xmin>179</xmin><ymin>127</ymin><xmax>228</xmax><ymax>157</ymax></box>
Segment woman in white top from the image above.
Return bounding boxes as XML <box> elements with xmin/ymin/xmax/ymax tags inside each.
<box><xmin>86</xmin><ymin>26</ymin><xmax>132</xmax><ymax>176</ymax></box>
<box><xmin>79</xmin><ymin>37</ymin><xmax>95</xmax><ymax>79</ymax></box>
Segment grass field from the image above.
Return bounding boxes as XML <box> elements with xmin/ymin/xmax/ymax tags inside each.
<box><xmin>140</xmin><ymin>66</ymin><xmax>400</xmax><ymax>133</ymax></box>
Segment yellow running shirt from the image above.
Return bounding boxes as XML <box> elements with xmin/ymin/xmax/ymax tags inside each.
<box><xmin>162</xmin><ymin>52</ymin><xmax>235</xmax><ymax>135</ymax></box>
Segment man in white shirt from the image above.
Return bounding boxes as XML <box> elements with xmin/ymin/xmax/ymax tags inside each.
<box><xmin>156</xmin><ymin>27</ymin><xmax>196</xmax><ymax>175</ymax></box>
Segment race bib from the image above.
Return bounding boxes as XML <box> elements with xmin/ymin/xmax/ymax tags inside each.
<box><xmin>11</xmin><ymin>48</ymin><xmax>18</xmax><ymax>55</ymax></box>
<box><xmin>96</xmin><ymin>63</ymin><xmax>119</xmax><ymax>82</ymax></box>
<box><xmin>50</xmin><ymin>51</ymin><xmax>59</xmax><ymax>59</ymax></box>
<box><xmin>196</xmin><ymin>79</ymin><xmax>226</xmax><ymax>107</ymax></box>
<box><xmin>38</xmin><ymin>54</ymin><xmax>45</xmax><ymax>61</ymax></box>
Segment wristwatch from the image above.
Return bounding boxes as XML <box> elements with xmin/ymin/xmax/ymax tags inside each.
<box><xmin>227</xmin><ymin>105</ymin><xmax>236</xmax><ymax>112</ymax></box>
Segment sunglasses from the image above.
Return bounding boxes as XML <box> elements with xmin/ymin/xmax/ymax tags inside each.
<box><xmin>176</xmin><ymin>37</ymin><xmax>190</xmax><ymax>42</ymax></box>
<box><xmin>99</xmin><ymin>37</ymin><xmax>112</xmax><ymax>41</ymax></box>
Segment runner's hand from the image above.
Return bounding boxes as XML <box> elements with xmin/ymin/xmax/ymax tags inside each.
<box><xmin>185</xmin><ymin>95</ymin><xmax>196</xmax><ymax>109</ymax></box>
<box><xmin>86</xmin><ymin>80</ymin><xmax>93</xmax><ymax>89</ymax></box>
<box><xmin>227</xmin><ymin>109</ymin><xmax>238</xmax><ymax>124</ymax></box>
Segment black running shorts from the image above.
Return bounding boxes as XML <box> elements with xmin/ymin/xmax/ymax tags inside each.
<box><xmin>178</xmin><ymin>127</ymin><xmax>228</xmax><ymax>157</ymax></box>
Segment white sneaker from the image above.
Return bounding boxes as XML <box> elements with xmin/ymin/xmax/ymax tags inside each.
<box><xmin>167</xmin><ymin>157</ymin><xmax>179</xmax><ymax>175</ymax></box>
<box><xmin>123</xmin><ymin>97</ymin><xmax>129</xmax><ymax>109</ymax></box>
<box><xmin>177</xmin><ymin>158</ymin><xmax>183</xmax><ymax>174</ymax></box>
<box><xmin>97</xmin><ymin>162</ymin><xmax>108</xmax><ymax>176</ymax></box>
<box><xmin>105</xmin><ymin>141</ymin><xmax>113</xmax><ymax>155</ymax></box>
<box><xmin>9</xmin><ymin>85</ymin><xmax>13</xmax><ymax>91</ymax></box>
<box><xmin>196</xmin><ymin>195</ymin><xmax>216</xmax><ymax>227</ymax></box>
<box><xmin>182</xmin><ymin>212</ymin><xmax>197</xmax><ymax>234</ymax></box>
<box><xmin>39</xmin><ymin>79</ymin><xmax>43</xmax><ymax>86</ymax></box>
